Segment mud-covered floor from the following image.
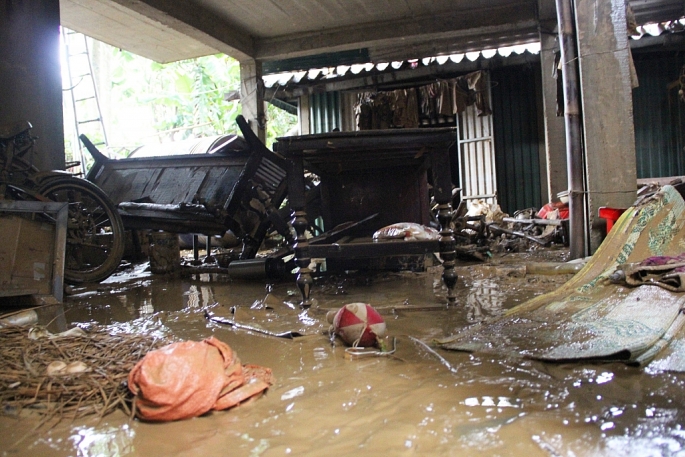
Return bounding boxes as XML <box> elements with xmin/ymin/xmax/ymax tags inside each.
<box><xmin>2</xmin><ymin>249</ymin><xmax>685</xmax><ymax>457</ymax></box>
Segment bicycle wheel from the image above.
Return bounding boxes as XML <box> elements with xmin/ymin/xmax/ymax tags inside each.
<box><xmin>39</xmin><ymin>177</ymin><xmax>125</xmax><ymax>283</ymax></box>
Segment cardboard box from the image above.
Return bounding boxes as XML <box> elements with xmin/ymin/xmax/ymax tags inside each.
<box><xmin>0</xmin><ymin>202</ymin><xmax>67</xmax><ymax>302</ymax></box>
<box><xmin>0</xmin><ymin>215</ymin><xmax>54</xmax><ymax>296</ymax></box>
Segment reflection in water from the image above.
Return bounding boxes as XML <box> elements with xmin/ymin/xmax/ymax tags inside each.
<box><xmin>70</xmin><ymin>425</ymin><xmax>135</xmax><ymax>457</ymax></box>
<box><xmin>183</xmin><ymin>284</ymin><xmax>215</xmax><ymax>309</ymax></box>
<box><xmin>2</xmin><ymin>262</ymin><xmax>684</xmax><ymax>456</ymax></box>
<box><xmin>139</xmin><ymin>298</ymin><xmax>154</xmax><ymax>316</ymax></box>
<box><xmin>281</xmin><ymin>386</ymin><xmax>305</xmax><ymax>401</ymax></box>
<box><xmin>465</xmin><ymin>278</ymin><xmax>505</xmax><ymax>322</ymax></box>
<box><xmin>65</xmin><ymin>279</ymin><xmax>222</xmax><ymax>326</ymax></box>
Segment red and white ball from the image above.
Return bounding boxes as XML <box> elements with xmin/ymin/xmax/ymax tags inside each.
<box><xmin>330</xmin><ymin>303</ymin><xmax>386</xmax><ymax>347</ymax></box>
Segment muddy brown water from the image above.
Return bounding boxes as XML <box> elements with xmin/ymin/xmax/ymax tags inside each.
<box><xmin>2</xmin><ymin>252</ymin><xmax>685</xmax><ymax>456</ymax></box>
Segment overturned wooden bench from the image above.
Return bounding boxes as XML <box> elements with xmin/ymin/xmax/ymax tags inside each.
<box><xmin>81</xmin><ymin>115</ymin><xmax>288</xmax><ymax>259</ymax></box>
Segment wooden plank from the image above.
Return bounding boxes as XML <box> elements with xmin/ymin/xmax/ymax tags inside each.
<box><xmin>308</xmin><ymin>239</ymin><xmax>440</xmax><ymax>258</ymax></box>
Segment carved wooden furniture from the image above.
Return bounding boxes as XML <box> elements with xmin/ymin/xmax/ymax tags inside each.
<box><xmin>274</xmin><ymin>127</ymin><xmax>458</xmax><ymax>308</ymax></box>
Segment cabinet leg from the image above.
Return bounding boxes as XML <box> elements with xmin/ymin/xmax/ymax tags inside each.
<box><xmin>442</xmin><ymin>255</ymin><xmax>458</xmax><ymax>306</ymax></box>
<box><xmin>436</xmin><ymin>202</ymin><xmax>458</xmax><ymax>306</ymax></box>
<box><xmin>292</xmin><ymin>209</ymin><xmax>313</xmax><ymax>308</ymax></box>
<box><xmin>296</xmin><ymin>268</ymin><xmax>314</xmax><ymax>308</ymax></box>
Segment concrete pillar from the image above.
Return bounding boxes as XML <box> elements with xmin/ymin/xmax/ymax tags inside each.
<box><xmin>539</xmin><ymin>24</ymin><xmax>568</xmax><ymax>203</ymax></box>
<box><xmin>0</xmin><ymin>0</ymin><xmax>64</xmax><ymax>171</ymax></box>
<box><xmin>239</xmin><ymin>59</ymin><xmax>266</xmax><ymax>143</ymax></box>
<box><xmin>574</xmin><ymin>0</ymin><xmax>637</xmax><ymax>252</ymax></box>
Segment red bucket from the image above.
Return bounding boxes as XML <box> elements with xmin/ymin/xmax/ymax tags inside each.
<box><xmin>598</xmin><ymin>207</ymin><xmax>627</xmax><ymax>233</ymax></box>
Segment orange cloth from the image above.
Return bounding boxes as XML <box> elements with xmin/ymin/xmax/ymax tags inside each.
<box><xmin>128</xmin><ymin>337</ymin><xmax>272</xmax><ymax>422</ymax></box>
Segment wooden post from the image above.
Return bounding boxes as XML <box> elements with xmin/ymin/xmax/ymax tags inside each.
<box><xmin>298</xmin><ymin>94</ymin><xmax>311</xmax><ymax>135</ymax></box>
<box><xmin>239</xmin><ymin>59</ymin><xmax>266</xmax><ymax>143</ymax></box>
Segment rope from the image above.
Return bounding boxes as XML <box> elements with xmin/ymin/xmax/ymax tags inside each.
<box><xmin>344</xmin><ymin>337</ymin><xmax>397</xmax><ymax>360</ymax></box>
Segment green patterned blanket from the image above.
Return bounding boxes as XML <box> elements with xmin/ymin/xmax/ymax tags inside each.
<box><xmin>438</xmin><ymin>185</ymin><xmax>685</xmax><ymax>369</ymax></box>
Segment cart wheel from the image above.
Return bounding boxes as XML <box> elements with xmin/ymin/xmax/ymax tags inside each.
<box><xmin>39</xmin><ymin>177</ymin><xmax>125</xmax><ymax>283</ymax></box>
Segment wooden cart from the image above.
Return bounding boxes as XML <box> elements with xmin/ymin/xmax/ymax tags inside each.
<box><xmin>82</xmin><ymin>116</ymin><xmax>289</xmax><ymax>260</ymax></box>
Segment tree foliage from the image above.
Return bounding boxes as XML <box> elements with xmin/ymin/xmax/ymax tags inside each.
<box><xmin>84</xmin><ymin>43</ymin><xmax>297</xmax><ymax>156</ymax></box>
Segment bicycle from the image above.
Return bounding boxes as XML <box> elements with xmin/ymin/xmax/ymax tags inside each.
<box><xmin>0</xmin><ymin>121</ymin><xmax>125</xmax><ymax>283</ymax></box>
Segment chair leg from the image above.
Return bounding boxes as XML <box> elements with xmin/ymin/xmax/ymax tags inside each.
<box><xmin>291</xmin><ymin>209</ymin><xmax>314</xmax><ymax>308</ymax></box>
<box><xmin>286</xmin><ymin>157</ymin><xmax>315</xmax><ymax>308</ymax></box>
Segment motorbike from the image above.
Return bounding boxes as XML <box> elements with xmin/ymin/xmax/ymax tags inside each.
<box><xmin>0</xmin><ymin>121</ymin><xmax>124</xmax><ymax>283</ymax></box>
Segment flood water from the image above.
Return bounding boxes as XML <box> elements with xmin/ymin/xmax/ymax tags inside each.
<box><xmin>2</xmin><ymin>252</ymin><xmax>685</xmax><ymax>457</ymax></box>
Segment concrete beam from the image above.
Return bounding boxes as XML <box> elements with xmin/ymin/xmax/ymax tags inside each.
<box><xmin>254</xmin><ymin>2</ymin><xmax>538</xmax><ymax>60</ymax></box>
<box><xmin>108</xmin><ymin>0</ymin><xmax>255</xmax><ymax>60</ymax></box>
<box><xmin>368</xmin><ymin>25</ymin><xmax>540</xmax><ymax>63</ymax></box>
<box><xmin>575</xmin><ymin>0</ymin><xmax>637</xmax><ymax>252</ymax></box>
<box><xmin>537</xmin><ymin>0</ymin><xmax>558</xmax><ymax>22</ymax></box>
<box><xmin>0</xmin><ymin>0</ymin><xmax>64</xmax><ymax>171</ymax></box>
<box><xmin>61</xmin><ymin>0</ymin><xmax>220</xmax><ymax>63</ymax></box>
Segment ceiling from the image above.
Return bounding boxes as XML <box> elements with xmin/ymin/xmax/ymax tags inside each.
<box><xmin>60</xmin><ymin>0</ymin><xmax>684</xmax><ymax>65</ymax></box>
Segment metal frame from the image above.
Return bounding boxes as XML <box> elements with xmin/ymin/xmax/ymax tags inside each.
<box><xmin>0</xmin><ymin>201</ymin><xmax>68</xmax><ymax>302</ymax></box>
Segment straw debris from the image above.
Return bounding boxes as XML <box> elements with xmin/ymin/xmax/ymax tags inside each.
<box><xmin>0</xmin><ymin>324</ymin><xmax>167</xmax><ymax>425</ymax></box>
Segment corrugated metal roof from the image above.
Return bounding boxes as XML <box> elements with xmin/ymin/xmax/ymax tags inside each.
<box><xmin>263</xmin><ymin>42</ymin><xmax>542</xmax><ymax>89</ymax></box>
<box><xmin>631</xmin><ymin>18</ymin><xmax>685</xmax><ymax>39</ymax></box>
<box><xmin>263</xmin><ymin>18</ymin><xmax>684</xmax><ymax>90</ymax></box>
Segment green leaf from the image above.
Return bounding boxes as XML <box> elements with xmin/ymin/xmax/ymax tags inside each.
<box><xmin>175</xmin><ymin>74</ymin><xmax>193</xmax><ymax>94</ymax></box>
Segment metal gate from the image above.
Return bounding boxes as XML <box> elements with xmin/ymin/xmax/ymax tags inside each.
<box><xmin>456</xmin><ymin>83</ymin><xmax>497</xmax><ymax>207</ymax></box>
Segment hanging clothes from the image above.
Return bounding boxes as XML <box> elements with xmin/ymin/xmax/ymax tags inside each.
<box><xmin>392</xmin><ymin>89</ymin><xmax>408</xmax><ymax>128</ymax></box>
<box><xmin>437</xmin><ymin>80</ymin><xmax>453</xmax><ymax>117</ymax></box>
<box><xmin>356</xmin><ymin>92</ymin><xmax>374</xmax><ymax>130</ymax></box>
<box><xmin>451</xmin><ymin>77</ymin><xmax>470</xmax><ymax>114</ymax></box>
<box><xmin>405</xmin><ymin>88</ymin><xmax>420</xmax><ymax>128</ymax></box>
<box><xmin>353</xmin><ymin>69</ymin><xmax>491</xmax><ymax>130</ymax></box>
<box><xmin>418</xmin><ymin>85</ymin><xmax>432</xmax><ymax>122</ymax></box>
<box><xmin>466</xmin><ymin>70</ymin><xmax>492</xmax><ymax>116</ymax></box>
<box><xmin>373</xmin><ymin>93</ymin><xmax>394</xmax><ymax>130</ymax></box>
